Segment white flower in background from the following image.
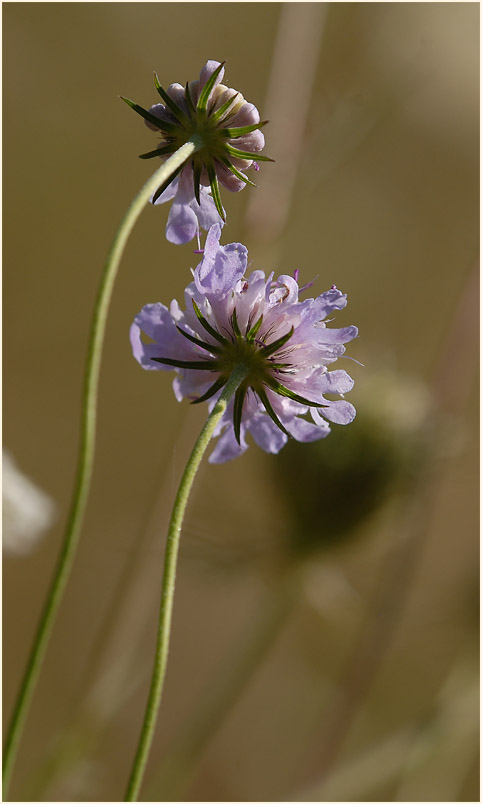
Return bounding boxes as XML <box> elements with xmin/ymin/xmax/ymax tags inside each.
<box><xmin>3</xmin><ymin>450</ymin><xmax>56</xmax><ymax>555</ymax></box>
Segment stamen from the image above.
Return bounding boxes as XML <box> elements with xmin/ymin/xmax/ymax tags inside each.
<box><xmin>299</xmin><ymin>277</ymin><xmax>317</xmax><ymax>293</ymax></box>
<box><xmin>259</xmin><ymin>322</ymin><xmax>277</xmax><ymax>343</ymax></box>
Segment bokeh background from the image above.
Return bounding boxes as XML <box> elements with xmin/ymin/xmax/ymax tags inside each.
<box><xmin>3</xmin><ymin>3</ymin><xmax>479</xmax><ymax>801</ymax></box>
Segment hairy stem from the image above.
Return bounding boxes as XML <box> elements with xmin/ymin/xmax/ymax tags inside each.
<box><xmin>124</xmin><ymin>365</ymin><xmax>248</xmax><ymax>802</ymax></box>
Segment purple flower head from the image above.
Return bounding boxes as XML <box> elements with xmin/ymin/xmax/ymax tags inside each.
<box><xmin>131</xmin><ymin>226</ymin><xmax>358</xmax><ymax>463</ymax></box>
<box><xmin>122</xmin><ymin>60</ymin><xmax>272</xmax><ymax>244</ymax></box>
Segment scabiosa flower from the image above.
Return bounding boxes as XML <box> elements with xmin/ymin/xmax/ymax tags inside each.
<box><xmin>131</xmin><ymin>225</ymin><xmax>358</xmax><ymax>463</ymax></box>
<box><xmin>122</xmin><ymin>60</ymin><xmax>271</xmax><ymax>244</ymax></box>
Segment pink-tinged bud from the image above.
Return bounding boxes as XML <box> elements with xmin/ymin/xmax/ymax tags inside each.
<box><xmin>123</xmin><ymin>61</ymin><xmax>272</xmax><ymax>244</ymax></box>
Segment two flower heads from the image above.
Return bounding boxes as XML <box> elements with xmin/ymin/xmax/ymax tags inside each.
<box><xmin>127</xmin><ymin>60</ymin><xmax>358</xmax><ymax>463</ymax></box>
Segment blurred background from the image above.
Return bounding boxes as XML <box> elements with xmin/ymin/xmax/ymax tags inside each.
<box><xmin>3</xmin><ymin>3</ymin><xmax>479</xmax><ymax>801</ymax></box>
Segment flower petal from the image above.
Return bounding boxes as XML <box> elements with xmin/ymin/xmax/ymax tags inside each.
<box><xmin>151</xmin><ymin>176</ymin><xmax>179</xmax><ymax>206</ymax></box>
<box><xmin>225</xmin><ymin>102</ymin><xmax>260</xmax><ymax>129</ymax></box>
<box><xmin>285</xmin><ymin>416</ymin><xmax>331</xmax><ymax>442</ymax></box>
<box><xmin>153</xmin><ymin>170</ymin><xmax>223</xmax><ymax>243</ymax></box>
<box><xmin>315</xmin><ymin>325</ymin><xmax>358</xmax><ymax>344</ymax></box>
<box><xmin>310</xmin><ymin>369</ymin><xmax>355</xmax><ymax>396</ymax></box>
<box><xmin>213</xmin><ymin>87</ymin><xmax>241</xmax><ymax>116</ymax></box>
<box><xmin>165</xmin><ymin>199</ymin><xmax>199</xmax><ymax>245</ymax></box>
<box><xmin>130</xmin><ymin>324</ymin><xmax>167</xmax><ymax>371</ymax></box>
<box><xmin>166</xmin><ymin>82</ymin><xmax>189</xmax><ymax>115</ymax></box>
<box><xmin>144</xmin><ymin>102</ymin><xmax>174</xmax><ymax>131</ymax></box>
<box><xmin>232</xmin><ymin>129</ymin><xmax>265</xmax><ymax>154</ymax></box>
<box><xmin>303</xmin><ymin>287</ymin><xmax>348</xmax><ymax>323</ymax></box>
<box><xmin>195</xmin><ymin>225</ymin><xmax>248</xmax><ymax>300</ymax></box>
<box><xmin>199</xmin><ymin>60</ymin><xmax>225</xmax><ymax>96</ymax></box>
<box><xmin>131</xmin><ymin>303</ymin><xmax>200</xmax><ymax>369</ymax></box>
<box><xmin>208</xmin><ymin>423</ymin><xmax>247</xmax><ymax>464</ymax></box>
<box><xmin>193</xmin><ymin>187</ymin><xmax>226</xmax><ymax>231</ymax></box>
<box><xmin>269</xmin><ymin>274</ymin><xmax>299</xmax><ymax>306</ymax></box>
<box><xmin>313</xmin><ymin>400</ymin><xmax>357</xmax><ymax>425</ymax></box>
<box><xmin>215</xmin><ymin>161</ymin><xmax>247</xmax><ymax>192</ymax></box>
<box><xmin>248</xmin><ymin>414</ymin><xmax>288</xmax><ymax>454</ymax></box>
<box><xmin>172</xmin><ymin>371</ymin><xmax>215</xmax><ymax>403</ymax></box>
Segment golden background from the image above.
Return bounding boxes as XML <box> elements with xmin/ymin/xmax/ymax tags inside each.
<box><xmin>4</xmin><ymin>3</ymin><xmax>479</xmax><ymax>801</ymax></box>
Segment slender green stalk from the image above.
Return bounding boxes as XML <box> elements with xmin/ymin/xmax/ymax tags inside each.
<box><xmin>2</xmin><ymin>140</ymin><xmax>198</xmax><ymax>800</ymax></box>
<box><xmin>124</xmin><ymin>365</ymin><xmax>248</xmax><ymax>802</ymax></box>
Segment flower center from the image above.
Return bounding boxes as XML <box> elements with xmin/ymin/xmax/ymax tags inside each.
<box><xmin>217</xmin><ymin>335</ymin><xmax>273</xmax><ymax>389</ymax></box>
<box><xmin>173</xmin><ymin>119</ymin><xmax>227</xmax><ymax>164</ymax></box>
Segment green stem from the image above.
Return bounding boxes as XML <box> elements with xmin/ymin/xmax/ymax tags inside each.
<box><xmin>124</xmin><ymin>365</ymin><xmax>248</xmax><ymax>802</ymax></box>
<box><xmin>2</xmin><ymin>140</ymin><xmax>198</xmax><ymax>801</ymax></box>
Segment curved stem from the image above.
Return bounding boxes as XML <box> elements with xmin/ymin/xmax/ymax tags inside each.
<box><xmin>124</xmin><ymin>365</ymin><xmax>248</xmax><ymax>802</ymax></box>
<box><xmin>2</xmin><ymin>140</ymin><xmax>198</xmax><ymax>800</ymax></box>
